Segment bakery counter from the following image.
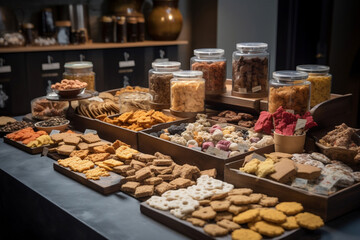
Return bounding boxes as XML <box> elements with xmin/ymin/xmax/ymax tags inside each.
<box><xmin>0</xmin><ymin>138</ymin><xmax>360</xmax><ymax>239</ymax></box>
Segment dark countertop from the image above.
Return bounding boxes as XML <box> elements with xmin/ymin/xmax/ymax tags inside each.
<box><xmin>0</xmin><ymin>138</ymin><xmax>360</xmax><ymax>240</ymax></box>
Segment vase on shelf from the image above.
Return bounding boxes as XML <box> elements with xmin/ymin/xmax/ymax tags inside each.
<box><xmin>147</xmin><ymin>0</ymin><xmax>183</xmax><ymax>41</ymax></box>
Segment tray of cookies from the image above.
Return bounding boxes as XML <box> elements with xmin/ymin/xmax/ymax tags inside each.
<box><xmin>224</xmin><ymin>150</ymin><xmax>360</xmax><ymax>221</ymax></box>
<box><xmin>141</xmin><ymin>175</ymin><xmax>324</xmax><ymax>240</ymax></box>
<box><xmin>138</xmin><ymin>114</ymin><xmax>274</xmax><ymax>180</ymax></box>
<box><xmin>4</xmin><ymin>127</ymin><xmax>57</xmax><ymax>154</ymax></box>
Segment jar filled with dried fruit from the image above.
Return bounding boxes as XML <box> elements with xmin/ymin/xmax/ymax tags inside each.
<box><xmin>170</xmin><ymin>71</ymin><xmax>205</xmax><ymax>117</ymax></box>
<box><xmin>63</xmin><ymin>61</ymin><xmax>95</xmax><ymax>90</ymax></box>
<box><xmin>232</xmin><ymin>42</ymin><xmax>269</xmax><ymax>97</ymax></box>
<box><xmin>296</xmin><ymin>64</ymin><xmax>331</xmax><ymax>107</ymax></box>
<box><xmin>269</xmin><ymin>71</ymin><xmax>310</xmax><ymax>115</ymax></box>
<box><xmin>149</xmin><ymin>61</ymin><xmax>181</xmax><ymax>110</ymax></box>
<box><xmin>191</xmin><ymin>48</ymin><xmax>226</xmax><ymax>95</ymax></box>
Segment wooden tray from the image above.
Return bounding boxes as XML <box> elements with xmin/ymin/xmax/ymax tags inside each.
<box><xmin>140</xmin><ymin>202</ymin><xmax>303</xmax><ymax>240</ymax></box>
<box><xmin>224</xmin><ymin>156</ymin><xmax>360</xmax><ymax>221</ymax></box>
<box><xmin>138</xmin><ymin>118</ymin><xmax>274</xmax><ymax>180</ymax></box>
<box><xmin>3</xmin><ymin>136</ymin><xmax>54</xmax><ymax>154</ymax></box>
<box><xmin>53</xmin><ymin>161</ymin><xmax>124</xmax><ymax>195</ymax></box>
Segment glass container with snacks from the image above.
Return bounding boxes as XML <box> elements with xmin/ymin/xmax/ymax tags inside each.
<box><xmin>149</xmin><ymin>61</ymin><xmax>181</xmax><ymax>110</ymax></box>
<box><xmin>232</xmin><ymin>42</ymin><xmax>269</xmax><ymax>97</ymax></box>
<box><xmin>296</xmin><ymin>64</ymin><xmax>331</xmax><ymax>107</ymax></box>
<box><xmin>170</xmin><ymin>71</ymin><xmax>205</xmax><ymax>117</ymax></box>
<box><xmin>191</xmin><ymin>48</ymin><xmax>226</xmax><ymax>95</ymax></box>
<box><xmin>269</xmin><ymin>71</ymin><xmax>310</xmax><ymax>115</ymax></box>
<box><xmin>31</xmin><ymin>96</ymin><xmax>69</xmax><ymax>120</ymax></box>
<box><xmin>63</xmin><ymin>61</ymin><xmax>95</xmax><ymax>90</ymax></box>
<box><xmin>119</xmin><ymin>92</ymin><xmax>152</xmax><ymax>114</ymax></box>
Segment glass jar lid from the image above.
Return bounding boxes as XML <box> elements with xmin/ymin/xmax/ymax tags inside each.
<box><xmin>173</xmin><ymin>70</ymin><xmax>203</xmax><ymax>78</ymax></box>
<box><xmin>152</xmin><ymin>61</ymin><xmax>181</xmax><ymax>71</ymax></box>
<box><xmin>296</xmin><ymin>64</ymin><xmax>330</xmax><ymax>73</ymax></box>
<box><xmin>64</xmin><ymin>61</ymin><xmax>93</xmax><ymax>73</ymax></box>
<box><xmin>236</xmin><ymin>42</ymin><xmax>268</xmax><ymax>52</ymax></box>
<box><xmin>273</xmin><ymin>70</ymin><xmax>308</xmax><ymax>81</ymax></box>
<box><xmin>194</xmin><ymin>48</ymin><xmax>224</xmax><ymax>58</ymax></box>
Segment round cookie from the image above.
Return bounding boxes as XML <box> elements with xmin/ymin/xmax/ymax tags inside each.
<box><xmin>254</xmin><ymin>221</ymin><xmax>285</xmax><ymax>237</ymax></box>
<box><xmin>232</xmin><ymin>229</ymin><xmax>262</xmax><ymax>240</ymax></box>
<box><xmin>281</xmin><ymin>216</ymin><xmax>300</xmax><ymax>230</ymax></box>
<box><xmin>215</xmin><ymin>212</ymin><xmax>233</xmax><ymax>222</ymax></box>
<box><xmin>216</xmin><ymin>219</ymin><xmax>241</xmax><ymax>231</ymax></box>
<box><xmin>228</xmin><ymin>188</ymin><xmax>253</xmax><ymax>196</ymax></box>
<box><xmin>248</xmin><ymin>193</ymin><xmax>263</xmax><ymax>203</ymax></box>
<box><xmin>259</xmin><ymin>197</ymin><xmax>279</xmax><ymax>207</ymax></box>
<box><xmin>203</xmin><ymin>224</ymin><xmax>229</xmax><ymax>237</ymax></box>
<box><xmin>199</xmin><ymin>199</ymin><xmax>211</xmax><ymax>206</ymax></box>
<box><xmin>187</xmin><ymin>217</ymin><xmax>206</xmax><ymax>227</ymax></box>
<box><xmin>295</xmin><ymin>212</ymin><xmax>324</xmax><ymax>230</ymax></box>
<box><xmin>192</xmin><ymin>206</ymin><xmax>217</xmax><ymax>220</ymax></box>
<box><xmin>233</xmin><ymin>209</ymin><xmax>259</xmax><ymax>224</ymax></box>
<box><xmin>210</xmin><ymin>200</ymin><xmax>231</xmax><ymax>212</ymax></box>
<box><xmin>229</xmin><ymin>195</ymin><xmax>253</xmax><ymax>205</ymax></box>
<box><xmin>210</xmin><ymin>192</ymin><xmax>228</xmax><ymax>200</ymax></box>
<box><xmin>276</xmin><ymin>202</ymin><xmax>304</xmax><ymax>215</ymax></box>
<box><xmin>228</xmin><ymin>205</ymin><xmax>249</xmax><ymax>215</ymax></box>
<box><xmin>260</xmin><ymin>208</ymin><xmax>286</xmax><ymax>224</ymax></box>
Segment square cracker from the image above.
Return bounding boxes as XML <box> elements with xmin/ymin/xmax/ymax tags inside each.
<box><xmin>121</xmin><ymin>181</ymin><xmax>140</xmax><ymax>193</ymax></box>
<box><xmin>134</xmin><ymin>185</ymin><xmax>154</xmax><ymax>198</ymax></box>
<box><xmin>80</xmin><ymin>133</ymin><xmax>101</xmax><ymax>143</ymax></box>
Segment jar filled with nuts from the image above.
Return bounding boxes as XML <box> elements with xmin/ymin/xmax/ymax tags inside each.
<box><xmin>269</xmin><ymin>71</ymin><xmax>310</xmax><ymax>115</ymax></box>
<box><xmin>170</xmin><ymin>71</ymin><xmax>205</xmax><ymax>117</ymax></box>
<box><xmin>191</xmin><ymin>48</ymin><xmax>226</xmax><ymax>95</ymax></box>
<box><xmin>232</xmin><ymin>42</ymin><xmax>269</xmax><ymax>97</ymax></box>
<box><xmin>63</xmin><ymin>61</ymin><xmax>95</xmax><ymax>90</ymax></box>
<box><xmin>149</xmin><ymin>61</ymin><xmax>181</xmax><ymax>110</ymax></box>
<box><xmin>296</xmin><ymin>64</ymin><xmax>331</xmax><ymax>107</ymax></box>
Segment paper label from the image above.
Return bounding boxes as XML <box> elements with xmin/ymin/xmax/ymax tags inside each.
<box><xmin>42</xmin><ymin>147</ymin><xmax>49</xmax><ymax>157</ymax></box>
<box><xmin>84</xmin><ymin>129</ymin><xmax>97</xmax><ymax>135</ymax></box>
<box><xmin>50</xmin><ymin>130</ymin><xmax>60</xmax><ymax>136</ymax></box>
<box><xmin>206</xmin><ymin>146</ymin><xmax>229</xmax><ymax>158</ymax></box>
<box><xmin>285</xmin><ymin>109</ymin><xmax>295</xmax><ymax>114</ymax></box>
<box><xmin>239</xmin><ymin>88</ymin><xmax>247</xmax><ymax>93</ymax></box>
<box><xmin>319</xmin><ymin>174</ymin><xmax>341</xmax><ymax>189</ymax></box>
<box><xmin>251</xmin><ymin>152</ymin><xmax>266</xmax><ymax>161</ymax></box>
<box><xmin>291</xmin><ymin>178</ymin><xmax>308</xmax><ymax>189</ymax></box>
<box><xmin>313</xmin><ymin>185</ymin><xmax>330</xmax><ymax>195</ymax></box>
<box><xmin>191</xmin><ymin>147</ymin><xmax>202</xmax><ymax>151</ymax></box>
<box><xmin>0</xmin><ymin>66</ymin><xmax>11</xmax><ymax>73</ymax></box>
<box><xmin>42</xmin><ymin>62</ymin><xmax>60</xmax><ymax>71</ymax></box>
<box><xmin>295</xmin><ymin>119</ymin><xmax>307</xmax><ymax>131</ymax></box>
<box><xmin>119</xmin><ymin>60</ymin><xmax>135</xmax><ymax>68</ymax></box>
<box><xmin>252</xmin><ymin>85</ymin><xmax>262</xmax><ymax>93</ymax></box>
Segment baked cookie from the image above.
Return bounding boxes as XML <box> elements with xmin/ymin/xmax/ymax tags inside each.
<box><xmin>259</xmin><ymin>208</ymin><xmax>286</xmax><ymax>224</ymax></box>
<box><xmin>215</xmin><ymin>212</ymin><xmax>233</xmax><ymax>222</ymax></box>
<box><xmin>210</xmin><ymin>192</ymin><xmax>228</xmax><ymax>200</ymax></box>
<box><xmin>228</xmin><ymin>188</ymin><xmax>253</xmax><ymax>196</ymax></box>
<box><xmin>187</xmin><ymin>217</ymin><xmax>206</xmax><ymax>227</ymax></box>
<box><xmin>228</xmin><ymin>205</ymin><xmax>249</xmax><ymax>215</ymax></box>
<box><xmin>254</xmin><ymin>221</ymin><xmax>285</xmax><ymax>237</ymax></box>
<box><xmin>247</xmin><ymin>221</ymin><xmax>257</xmax><ymax>231</ymax></box>
<box><xmin>203</xmin><ymin>224</ymin><xmax>229</xmax><ymax>237</ymax></box>
<box><xmin>248</xmin><ymin>193</ymin><xmax>263</xmax><ymax>203</ymax></box>
<box><xmin>210</xmin><ymin>200</ymin><xmax>231</xmax><ymax>212</ymax></box>
<box><xmin>216</xmin><ymin>219</ymin><xmax>240</xmax><ymax>231</ymax></box>
<box><xmin>259</xmin><ymin>197</ymin><xmax>279</xmax><ymax>207</ymax></box>
<box><xmin>295</xmin><ymin>212</ymin><xmax>324</xmax><ymax>230</ymax></box>
<box><xmin>192</xmin><ymin>206</ymin><xmax>217</xmax><ymax>220</ymax></box>
<box><xmin>233</xmin><ymin>209</ymin><xmax>259</xmax><ymax>224</ymax></box>
<box><xmin>231</xmin><ymin>229</ymin><xmax>262</xmax><ymax>240</ymax></box>
<box><xmin>281</xmin><ymin>216</ymin><xmax>300</xmax><ymax>230</ymax></box>
<box><xmin>199</xmin><ymin>199</ymin><xmax>211</xmax><ymax>206</ymax></box>
<box><xmin>276</xmin><ymin>202</ymin><xmax>304</xmax><ymax>215</ymax></box>
<box><xmin>229</xmin><ymin>195</ymin><xmax>253</xmax><ymax>205</ymax></box>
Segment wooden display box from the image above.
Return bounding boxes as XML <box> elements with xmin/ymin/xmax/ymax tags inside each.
<box><xmin>224</xmin><ymin>153</ymin><xmax>360</xmax><ymax>222</ymax></box>
<box><xmin>138</xmin><ymin>119</ymin><xmax>274</xmax><ymax>180</ymax></box>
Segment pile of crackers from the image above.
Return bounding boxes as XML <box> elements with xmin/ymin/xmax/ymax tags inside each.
<box><xmin>100</xmin><ymin>109</ymin><xmax>176</xmax><ymax>131</ymax></box>
<box><xmin>77</xmin><ymin>94</ymin><xmax>120</xmax><ymax>119</ymax></box>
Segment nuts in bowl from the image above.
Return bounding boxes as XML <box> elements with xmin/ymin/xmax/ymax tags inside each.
<box><xmin>34</xmin><ymin>117</ymin><xmax>70</xmax><ymax>134</ymax></box>
<box><xmin>51</xmin><ymin>79</ymin><xmax>88</xmax><ymax>97</ymax></box>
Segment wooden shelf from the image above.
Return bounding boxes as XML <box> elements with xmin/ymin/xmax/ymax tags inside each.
<box><xmin>0</xmin><ymin>40</ymin><xmax>188</xmax><ymax>53</ymax></box>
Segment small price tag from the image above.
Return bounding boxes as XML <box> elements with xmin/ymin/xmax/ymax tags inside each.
<box><xmin>285</xmin><ymin>109</ymin><xmax>295</xmax><ymax>114</ymax></box>
<box><xmin>206</xmin><ymin>146</ymin><xmax>229</xmax><ymax>158</ymax></box>
<box><xmin>313</xmin><ymin>185</ymin><xmax>330</xmax><ymax>195</ymax></box>
<box><xmin>239</xmin><ymin>88</ymin><xmax>247</xmax><ymax>93</ymax></box>
<box><xmin>295</xmin><ymin>119</ymin><xmax>307</xmax><ymax>131</ymax></box>
<box><xmin>252</xmin><ymin>85</ymin><xmax>262</xmax><ymax>93</ymax></box>
<box><xmin>251</xmin><ymin>152</ymin><xmax>266</xmax><ymax>161</ymax></box>
<box><xmin>191</xmin><ymin>146</ymin><xmax>202</xmax><ymax>151</ymax></box>
<box><xmin>50</xmin><ymin>130</ymin><xmax>60</xmax><ymax>136</ymax></box>
<box><xmin>42</xmin><ymin>62</ymin><xmax>60</xmax><ymax>71</ymax></box>
<box><xmin>0</xmin><ymin>65</ymin><xmax>11</xmax><ymax>73</ymax></box>
<box><xmin>291</xmin><ymin>178</ymin><xmax>308</xmax><ymax>189</ymax></box>
<box><xmin>41</xmin><ymin>147</ymin><xmax>49</xmax><ymax>157</ymax></box>
<box><xmin>84</xmin><ymin>129</ymin><xmax>97</xmax><ymax>135</ymax></box>
<box><xmin>119</xmin><ymin>60</ymin><xmax>135</xmax><ymax>68</ymax></box>
<box><xmin>319</xmin><ymin>174</ymin><xmax>341</xmax><ymax>190</ymax></box>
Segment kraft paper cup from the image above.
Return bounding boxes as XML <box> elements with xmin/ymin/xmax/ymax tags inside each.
<box><xmin>273</xmin><ymin>132</ymin><xmax>306</xmax><ymax>154</ymax></box>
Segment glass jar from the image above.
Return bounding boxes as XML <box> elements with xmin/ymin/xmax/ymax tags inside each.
<box><xmin>269</xmin><ymin>71</ymin><xmax>310</xmax><ymax>115</ymax></box>
<box><xmin>232</xmin><ymin>42</ymin><xmax>269</xmax><ymax>97</ymax></box>
<box><xmin>31</xmin><ymin>96</ymin><xmax>68</xmax><ymax>120</ymax></box>
<box><xmin>119</xmin><ymin>92</ymin><xmax>152</xmax><ymax>114</ymax></box>
<box><xmin>137</xmin><ymin>16</ymin><xmax>145</xmax><ymax>42</ymax></box>
<box><xmin>149</xmin><ymin>61</ymin><xmax>181</xmax><ymax>109</ymax></box>
<box><xmin>101</xmin><ymin>16</ymin><xmax>113</xmax><ymax>43</ymax></box>
<box><xmin>170</xmin><ymin>71</ymin><xmax>205</xmax><ymax>117</ymax></box>
<box><xmin>191</xmin><ymin>48</ymin><xmax>226</xmax><ymax>95</ymax></box>
<box><xmin>55</xmin><ymin>21</ymin><xmax>71</xmax><ymax>45</ymax></box>
<box><xmin>127</xmin><ymin>16</ymin><xmax>137</xmax><ymax>42</ymax></box>
<box><xmin>22</xmin><ymin>23</ymin><xmax>35</xmax><ymax>45</ymax></box>
<box><xmin>296</xmin><ymin>64</ymin><xmax>331</xmax><ymax>107</ymax></box>
<box><xmin>117</xmin><ymin>16</ymin><xmax>127</xmax><ymax>43</ymax></box>
<box><xmin>63</xmin><ymin>61</ymin><xmax>95</xmax><ymax>90</ymax></box>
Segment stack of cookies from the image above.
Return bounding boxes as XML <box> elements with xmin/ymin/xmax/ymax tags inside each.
<box><xmin>145</xmin><ymin>175</ymin><xmax>324</xmax><ymax>239</ymax></box>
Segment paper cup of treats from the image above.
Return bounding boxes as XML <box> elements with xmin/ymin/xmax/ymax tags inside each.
<box><xmin>274</xmin><ymin>132</ymin><xmax>306</xmax><ymax>154</ymax></box>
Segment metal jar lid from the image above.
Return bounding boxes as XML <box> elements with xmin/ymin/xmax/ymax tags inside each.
<box><xmin>296</xmin><ymin>64</ymin><xmax>330</xmax><ymax>74</ymax></box>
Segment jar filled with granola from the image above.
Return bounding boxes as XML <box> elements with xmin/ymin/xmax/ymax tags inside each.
<box><xmin>296</xmin><ymin>64</ymin><xmax>331</xmax><ymax>107</ymax></box>
<box><xmin>170</xmin><ymin>71</ymin><xmax>205</xmax><ymax>117</ymax></box>
<box><xmin>63</xmin><ymin>61</ymin><xmax>95</xmax><ymax>90</ymax></box>
<box><xmin>191</xmin><ymin>48</ymin><xmax>226</xmax><ymax>95</ymax></box>
<box><xmin>149</xmin><ymin>61</ymin><xmax>181</xmax><ymax>110</ymax></box>
<box><xmin>119</xmin><ymin>92</ymin><xmax>152</xmax><ymax>114</ymax></box>
<box><xmin>232</xmin><ymin>42</ymin><xmax>269</xmax><ymax>97</ymax></box>
<box><xmin>269</xmin><ymin>71</ymin><xmax>310</xmax><ymax>115</ymax></box>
